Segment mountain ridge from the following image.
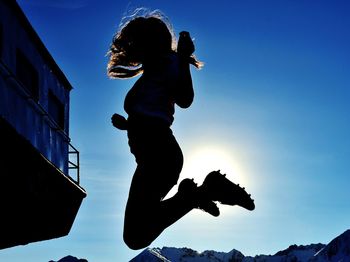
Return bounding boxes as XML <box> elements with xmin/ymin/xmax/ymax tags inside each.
<box><xmin>131</xmin><ymin>229</ymin><xmax>350</xmax><ymax>262</ymax></box>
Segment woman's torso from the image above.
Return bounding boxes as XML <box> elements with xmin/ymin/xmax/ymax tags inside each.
<box><xmin>124</xmin><ymin>53</ymin><xmax>180</xmax><ymax>125</ymax></box>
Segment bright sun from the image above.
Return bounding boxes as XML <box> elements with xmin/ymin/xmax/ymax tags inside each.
<box><xmin>164</xmin><ymin>144</ymin><xmax>252</xmax><ymax>214</ymax></box>
<box><xmin>181</xmin><ymin>145</ymin><xmax>246</xmax><ymax>186</ymax></box>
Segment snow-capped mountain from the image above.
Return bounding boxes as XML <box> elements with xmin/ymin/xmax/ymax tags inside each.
<box><xmin>310</xmin><ymin>230</ymin><xmax>350</xmax><ymax>262</ymax></box>
<box><xmin>130</xmin><ymin>247</ymin><xmax>246</xmax><ymax>262</ymax></box>
<box><xmin>131</xmin><ymin>229</ymin><xmax>350</xmax><ymax>262</ymax></box>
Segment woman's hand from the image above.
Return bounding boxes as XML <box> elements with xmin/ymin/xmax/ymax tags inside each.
<box><xmin>177</xmin><ymin>31</ymin><xmax>195</xmax><ymax>57</ymax></box>
<box><xmin>111</xmin><ymin>113</ymin><xmax>128</xmax><ymax>130</ymax></box>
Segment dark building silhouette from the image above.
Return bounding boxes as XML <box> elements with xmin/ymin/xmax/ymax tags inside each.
<box><xmin>0</xmin><ymin>0</ymin><xmax>86</xmax><ymax>249</ymax></box>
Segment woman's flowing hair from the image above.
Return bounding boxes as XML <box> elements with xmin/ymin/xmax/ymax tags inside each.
<box><xmin>107</xmin><ymin>8</ymin><xmax>202</xmax><ymax>79</ymax></box>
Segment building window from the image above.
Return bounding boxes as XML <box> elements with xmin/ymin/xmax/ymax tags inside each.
<box><xmin>16</xmin><ymin>48</ymin><xmax>39</xmax><ymax>101</ymax></box>
<box><xmin>48</xmin><ymin>90</ymin><xmax>65</xmax><ymax>130</ymax></box>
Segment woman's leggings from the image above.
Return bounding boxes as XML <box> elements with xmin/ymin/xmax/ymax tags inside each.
<box><xmin>123</xmin><ymin>117</ymin><xmax>193</xmax><ymax>249</ymax></box>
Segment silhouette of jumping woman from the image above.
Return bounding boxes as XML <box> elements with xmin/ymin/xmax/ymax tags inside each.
<box><xmin>107</xmin><ymin>10</ymin><xmax>255</xmax><ymax>250</ymax></box>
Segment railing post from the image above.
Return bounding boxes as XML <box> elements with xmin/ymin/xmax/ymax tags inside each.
<box><xmin>68</xmin><ymin>143</ymin><xmax>80</xmax><ymax>185</ymax></box>
<box><xmin>77</xmin><ymin>150</ymin><xmax>80</xmax><ymax>184</ymax></box>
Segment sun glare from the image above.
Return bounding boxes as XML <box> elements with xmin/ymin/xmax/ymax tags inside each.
<box><xmin>164</xmin><ymin>144</ymin><xmax>252</xmax><ymax>214</ymax></box>
<box><xmin>181</xmin><ymin>145</ymin><xmax>247</xmax><ymax>186</ymax></box>
<box><xmin>163</xmin><ymin>144</ymin><xmax>252</xmax><ymax>215</ymax></box>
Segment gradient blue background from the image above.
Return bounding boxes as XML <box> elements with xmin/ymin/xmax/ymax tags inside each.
<box><xmin>1</xmin><ymin>0</ymin><xmax>349</xmax><ymax>261</ymax></box>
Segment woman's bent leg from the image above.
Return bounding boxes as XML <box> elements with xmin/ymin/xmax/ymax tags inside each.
<box><xmin>123</xmin><ymin>118</ymin><xmax>199</xmax><ymax>249</ymax></box>
<box><xmin>123</xmin><ymin>132</ymin><xmax>197</xmax><ymax>249</ymax></box>
<box><xmin>123</xmin><ymin>187</ymin><xmax>194</xmax><ymax>249</ymax></box>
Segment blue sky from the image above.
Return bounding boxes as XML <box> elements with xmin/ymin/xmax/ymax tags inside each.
<box><xmin>2</xmin><ymin>0</ymin><xmax>350</xmax><ymax>261</ymax></box>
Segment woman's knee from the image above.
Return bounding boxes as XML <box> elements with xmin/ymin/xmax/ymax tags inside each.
<box><xmin>123</xmin><ymin>226</ymin><xmax>153</xmax><ymax>250</ymax></box>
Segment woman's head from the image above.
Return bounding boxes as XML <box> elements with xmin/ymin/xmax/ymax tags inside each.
<box><xmin>107</xmin><ymin>10</ymin><xmax>176</xmax><ymax>78</ymax></box>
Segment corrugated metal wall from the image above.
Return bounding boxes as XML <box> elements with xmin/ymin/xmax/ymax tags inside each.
<box><xmin>0</xmin><ymin>1</ymin><xmax>71</xmax><ymax>175</ymax></box>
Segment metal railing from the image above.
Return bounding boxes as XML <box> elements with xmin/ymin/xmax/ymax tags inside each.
<box><xmin>68</xmin><ymin>143</ymin><xmax>80</xmax><ymax>184</ymax></box>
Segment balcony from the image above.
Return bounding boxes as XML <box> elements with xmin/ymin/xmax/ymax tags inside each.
<box><xmin>0</xmin><ymin>59</ymin><xmax>86</xmax><ymax>249</ymax></box>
